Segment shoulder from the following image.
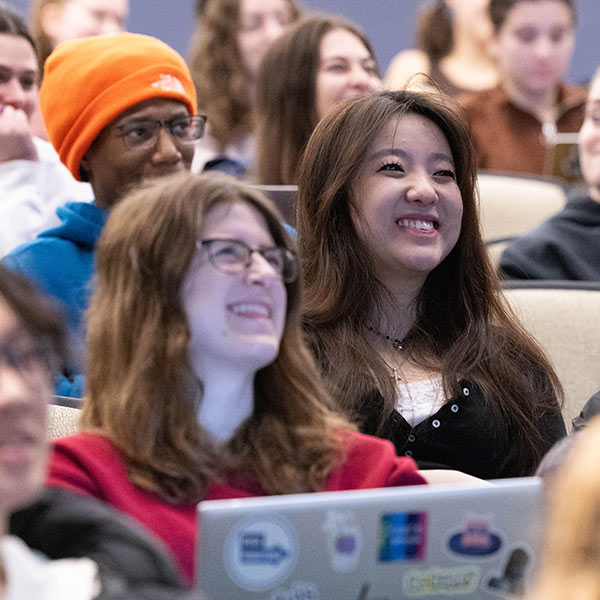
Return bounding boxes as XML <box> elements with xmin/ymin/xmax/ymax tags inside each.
<box><xmin>457</xmin><ymin>87</ymin><xmax>502</xmax><ymax>116</ymax></box>
<box><xmin>52</xmin><ymin>432</ymin><xmax>122</xmax><ymax>465</ymax></box>
<box><xmin>49</xmin><ymin>433</ymin><xmax>129</xmax><ymax>498</ymax></box>
<box><xmin>384</xmin><ymin>49</ymin><xmax>431</xmax><ymax>89</ymax></box>
<box><xmin>327</xmin><ymin>431</ymin><xmax>426</xmax><ymax>490</ymax></box>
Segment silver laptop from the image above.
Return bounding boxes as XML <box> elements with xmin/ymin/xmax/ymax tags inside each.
<box><xmin>197</xmin><ymin>477</ymin><xmax>543</xmax><ymax>600</ymax></box>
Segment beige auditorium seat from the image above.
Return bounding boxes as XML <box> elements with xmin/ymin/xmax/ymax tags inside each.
<box><xmin>501</xmin><ymin>282</ymin><xmax>600</xmax><ymax>430</ymax></box>
<box><xmin>478</xmin><ymin>172</ymin><xmax>568</xmax><ymax>243</ymax></box>
<box><xmin>48</xmin><ymin>396</ymin><xmax>80</xmax><ymax>439</ymax></box>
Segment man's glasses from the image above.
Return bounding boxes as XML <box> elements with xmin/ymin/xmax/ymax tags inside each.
<box><xmin>113</xmin><ymin>115</ymin><xmax>207</xmax><ymax>150</ymax></box>
<box><xmin>198</xmin><ymin>238</ymin><xmax>298</xmax><ymax>283</ymax></box>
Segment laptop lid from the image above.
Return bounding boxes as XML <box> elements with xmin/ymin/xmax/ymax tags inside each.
<box><xmin>197</xmin><ymin>477</ymin><xmax>543</xmax><ymax>600</ymax></box>
<box><xmin>543</xmin><ymin>131</ymin><xmax>582</xmax><ymax>183</ymax></box>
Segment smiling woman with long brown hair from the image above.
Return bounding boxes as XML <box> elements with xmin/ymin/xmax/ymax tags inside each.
<box><xmin>296</xmin><ymin>89</ymin><xmax>566</xmax><ymax>479</ymax></box>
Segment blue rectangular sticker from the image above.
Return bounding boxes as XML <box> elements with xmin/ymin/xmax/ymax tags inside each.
<box><xmin>378</xmin><ymin>512</ymin><xmax>427</xmax><ymax>562</ymax></box>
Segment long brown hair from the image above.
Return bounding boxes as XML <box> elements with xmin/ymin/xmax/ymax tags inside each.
<box><xmin>188</xmin><ymin>0</ymin><xmax>300</xmax><ymax>153</ymax></box>
<box><xmin>296</xmin><ymin>89</ymin><xmax>562</xmax><ymax>475</ymax></box>
<box><xmin>82</xmin><ymin>172</ymin><xmax>351</xmax><ymax>503</ymax></box>
<box><xmin>28</xmin><ymin>0</ymin><xmax>57</xmax><ymax>71</ymax></box>
<box><xmin>416</xmin><ymin>0</ymin><xmax>453</xmax><ymax>63</ymax></box>
<box><xmin>255</xmin><ymin>16</ymin><xmax>380</xmax><ymax>185</ymax></box>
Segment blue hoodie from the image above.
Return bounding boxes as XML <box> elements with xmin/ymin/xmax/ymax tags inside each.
<box><xmin>2</xmin><ymin>201</ymin><xmax>108</xmax><ymax>397</ymax></box>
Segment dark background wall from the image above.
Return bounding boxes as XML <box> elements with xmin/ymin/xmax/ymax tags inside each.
<box><xmin>9</xmin><ymin>0</ymin><xmax>598</xmax><ymax>84</ymax></box>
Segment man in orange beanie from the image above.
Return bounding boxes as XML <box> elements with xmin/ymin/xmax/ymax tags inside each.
<box><xmin>2</xmin><ymin>32</ymin><xmax>204</xmax><ymax>397</ymax></box>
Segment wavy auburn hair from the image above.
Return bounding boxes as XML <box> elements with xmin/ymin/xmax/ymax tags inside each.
<box><xmin>255</xmin><ymin>16</ymin><xmax>380</xmax><ymax>185</ymax></box>
<box><xmin>82</xmin><ymin>172</ymin><xmax>350</xmax><ymax>502</ymax></box>
<box><xmin>296</xmin><ymin>89</ymin><xmax>562</xmax><ymax>475</ymax></box>
<box><xmin>188</xmin><ymin>0</ymin><xmax>300</xmax><ymax>153</ymax></box>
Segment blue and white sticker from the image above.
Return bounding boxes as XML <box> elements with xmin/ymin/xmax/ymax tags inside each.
<box><xmin>224</xmin><ymin>515</ymin><xmax>299</xmax><ymax>591</ymax></box>
<box><xmin>447</xmin><ymin>520</ymin><xmax>502</xmax><ymax>556</ymax></box>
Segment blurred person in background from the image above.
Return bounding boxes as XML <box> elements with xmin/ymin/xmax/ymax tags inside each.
<box><xmin>500</xmin><ymin>65</ymin><xmax>600</xmax><ymax>280</ymax></box>
<box><xmin>188</xmin><ymin>0</ymin><xmax>300</xmax><ymax>175</ymax></box>
<box><xmin>459</xmin><ymin>0</ymin><xmax>585</xmax><ymax>175</ymax></box>
<box><xmin>255</xmin><ymin>15</ymin><xmax>381</xmax><ymax>184</ymax></box>
<box><xmin>0</xmin><ymin>5</ymin><xmax>92</xmax><ymax>258</ymax></box>
<box><xmin>385</xmin><ymin>0</ymin><xmax>499</xmax><ymax>97</ymax></box>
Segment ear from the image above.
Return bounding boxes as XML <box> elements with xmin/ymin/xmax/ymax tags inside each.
<box><xmin>39</xmin><ymin>2</ymin><xmax>66</xmax><ymax>41</ymax></box>
<box><xmin>79</xmin><ymin>153</ymin><xmax>91</xmax><ymax>182</ymax></box>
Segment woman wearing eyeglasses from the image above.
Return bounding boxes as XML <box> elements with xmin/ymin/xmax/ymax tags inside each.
<box><xmin>44</xmin><ymin>172</ymin><xmax>486</xmax><ymax>587</ymax></box>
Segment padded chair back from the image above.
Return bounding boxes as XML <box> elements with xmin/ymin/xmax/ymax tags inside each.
<box><xmin>502</xmin><ymin>282</ymin><xmax>600</xmax><ymax>429</ymax></box>
<box><xmin>478</xmin><ymin>172</ymin><xmax>567</xmax><ymax>243</ymax></box>
<box><xmin>252</xmin><ymin>185</ymin><xmax>298</xmax><ymax>226</ymax></box>
<box><xmin>48</xmin><ymin>396</ymin><xmax>81</xmax><ymax>439</ymax></box>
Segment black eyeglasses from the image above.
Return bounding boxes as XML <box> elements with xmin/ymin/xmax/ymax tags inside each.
<box><xmin>113</xmin><ymin>115</ymin><xmax>207</xmax><ymax>150</ymax></box>
<box><xmin>198</xmin><ymin>238</ymin><xmax>298</xmax><ymax>283</ymax></box>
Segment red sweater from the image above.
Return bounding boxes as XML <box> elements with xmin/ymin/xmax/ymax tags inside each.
<box><xmin>48</xmin><ymin>432</ymin><xmax>425</xmax><ymax>585</ymax></box>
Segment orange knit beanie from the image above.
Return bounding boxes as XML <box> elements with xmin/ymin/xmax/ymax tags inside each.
<box><xmin>40</xmin><ymin>33</ymin><xmax>197</xmax><ymax>181</ymax></box>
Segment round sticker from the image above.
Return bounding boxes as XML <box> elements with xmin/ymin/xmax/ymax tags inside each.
<box><xmin>224</xmin><ymin>515</ymin><xmax>299</xmax><ymax>591</ymax></box>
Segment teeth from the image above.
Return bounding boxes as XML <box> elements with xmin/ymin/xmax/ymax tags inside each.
<box><xmin>399</xmin><ymin>219</ymin><xmax>435</xmax><ymax>230</ymax></box>
<box><xmin>230</xmin><ymin>303</ymin><xmax>270</xmax><ymax>317</ymax></box>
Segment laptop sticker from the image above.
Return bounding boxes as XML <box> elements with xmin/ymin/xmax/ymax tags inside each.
<box><xmin>487</xmin><ymin>547</ymin><xmax>531</xmax><ymax>597</ymax></box>
<box><xmin>224</xmin><ymin>515</ymin><xmax>299</xmax><ymax>592</ymax></box>
<box><xmin>322</xmin><ymin>510</ymin><xmax>363</xmax><ymax>573</ymax></box>
<box><xmin>378</xmin><ymin>512</ymin><xmax>428</xmax><ymax>563</ymax></box>
<box><xmin>269</xmin><ymin>581</ymin><xmax>320</xmax><ymax>600</ymax></box>
<box><xmin>354</xmin><ymin>582</ymin><xmax>392</xmax><ymax>600</ymax></box>
<box><xmin>448</xmin><ymin>520</ymin><xmax>502</xmax><ymax>557</ymax></box>
<box><xmin>402</xmin><ymin>565</ymin><xmax>481</xmax><ymax>597</ymax></box>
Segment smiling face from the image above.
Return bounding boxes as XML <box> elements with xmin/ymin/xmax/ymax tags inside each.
<box><xmin>315</xmin><ymin>28</ymin><xmax>381</xmax><ymax>122</ymax></box>
<box><xmin>0</xmin><ymin>297</ymin><xmax>51</xmax><ymax>524</ymax></box>
<box><xmin>0</xmin><ymin>34</ymin><xmax>38</xmax><ymax>120</ymax></box>
<box><xmin>579</xmin><ymin>75</ymin><xmax>600</xmax><ymax>202</ymax></box>
<box><xmin>490</xmin><ymin>0</ymin><xmax>574</xmax><ymax>100</ymax></box>
<box><xmin>350</xmin><ymin>113</ymin><xmax>463</xmax><ymax>292</ymax></box>
<box><xmin>81</xmin><ymin>98</ymin><xmax>194</xmax><ymax>210</ymax></box>
<box><xmin>181</xmin><ymin>201</ymin><xmax>287</xmax><ymax>380</ymax></box>
<box><xmin>237</xmin><ymin>0</ymin><xmax>294</xmax><ymax>76</ymax></box>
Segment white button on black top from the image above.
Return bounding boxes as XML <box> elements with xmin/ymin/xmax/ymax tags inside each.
<box><xmin>405</xmin><ymin>450</ymin><xmax>413</xmax><ymax>457</ymax></box>
<box><xmin>462</xmin><ymin>387</ymin><xmax>470</xmax><ymax>396</ymax></box>
<box><xmin>451</xmin><ymin>404</ymin><xmax>459</xmax><ymax>413</ymax></box>
<box><xmin>432</xmin><ymin>419</ymin><xmax>441</xmax><ymax>428</ymax></box>
<box><xmin>408</xmin><ymin>434</ymin><xmax>416</xmax><ymax>442</ymax></box>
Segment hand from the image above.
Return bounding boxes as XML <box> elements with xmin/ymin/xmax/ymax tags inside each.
<box><xmin>0</xmin><ymin>105</ymin><xmax>39</xmax><ymax>163</ymax></box>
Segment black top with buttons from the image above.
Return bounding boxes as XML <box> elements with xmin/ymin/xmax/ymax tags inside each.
<box><xmin>359</xmin><ymin>379</ymin><xmax>566</xmax><ymax>480</ymax></box>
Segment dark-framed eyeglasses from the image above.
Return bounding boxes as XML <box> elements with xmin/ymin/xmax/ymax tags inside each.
<box><xmin>113</xmin><ymin>115</ymin><xmax>207</xmax><ymax>150</ymax></box>
<box><xmin>198</xmin><ymin>238</ymin><xmax>298</xmax><ymax>283</ymax></box>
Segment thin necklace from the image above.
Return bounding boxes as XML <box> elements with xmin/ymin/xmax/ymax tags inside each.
<box><xmin>367</xmin><ymin>325</ymin><xmax>405</xmax><ymax>352</ymax></box>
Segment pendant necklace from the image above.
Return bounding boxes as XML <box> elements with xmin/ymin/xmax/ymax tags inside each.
<box><xmin>367</xmin><ymin>325</ymin><xmax>405</xmax><ymax>352</ymax></box>
<box><xmin>367</xmin><ymin>325</ymin><xmax>405</xmax><ymax>384</ymax></box>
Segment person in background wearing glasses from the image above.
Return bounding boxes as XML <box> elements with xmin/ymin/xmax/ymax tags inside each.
<box><xmin>46</xmin><ymin>172</ymin><xmax>482</xmax><ymax>587</ymax></box>
<box><xmin>2</xmin><ymin>32</ymin><xmax>203</xmax><ymax>397</ymax></box>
